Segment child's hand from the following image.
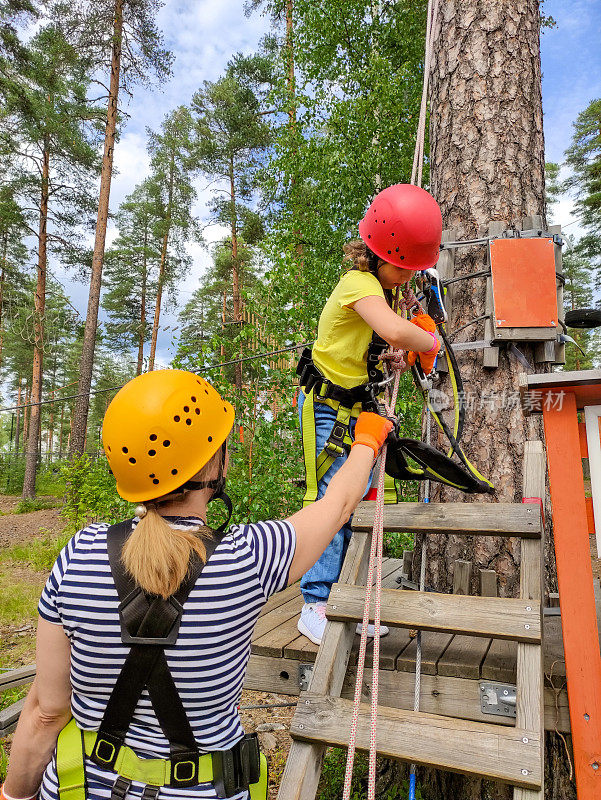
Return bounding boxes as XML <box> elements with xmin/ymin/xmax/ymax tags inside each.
<box><xmin>406</xmin><ymin>334</ymin><xmax>440</xmax><ymax>375</ymax></box>
<box><xmin>351</xmin><ymin>412</ymin><xmax>394</xmax><ymax>457</ymax></box>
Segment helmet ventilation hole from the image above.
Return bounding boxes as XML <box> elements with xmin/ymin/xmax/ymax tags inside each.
<box><xmin>149</xmin><ymin>434</ymin><xmax>157</xmax><ymax>441</ymax></box>
<box><xmin>129</xmin><ymin>457</ymin><xmax>136</xmax><ymax>464</ymax></box>
<box><xmin>208</xmin><ymin>436</ymin><xmax>213</xmax><ymax>442</ymax></box>
<box><xmin>152</xmin><ymin>479</ymin><xmax>159</xmax><ymax>485</ymax></box>
<box><xmin>107</xmin><ymin>446</ymin><xmax>111</xmax><ymax>452</ymax></box>
<box><xmin>391</xmin><ymin>232</ymin><xmax>395</xmax><ymax>237</ymax></box>
<box><xmin>149</xmin><ymin>473</ymin><xmax>155</xmax><ymax>478</ymax></box>
<box><xmin>223</xmin><ymin>406</ymin><xmax>227</xmax><ymax>412</ymax></box>
<box><xmin>148</xmin><ymin>449</ymin><xmax>156</xmax><ymax>457</ymax></box>
<box><xmin>163</xmin><ymin>440</ymin><xmax>170</xmax><ymax>447</ymax></box>
<box><xmin>388</xmin><ymin>250</ymin><xmax>391</xmax><ymax>255</ymax></box>
<box><xmin>174</xmin><ymin>415</ymin><xmax>180</xmax><ymax>422</ymax></box>
<box><xmin>368</xmin><ymin>234</ymin><xmax>371</xmax><ymax>239</ymax></box>
<box><xmin>204</xmin><ymin>389</ymin><xmax>209</xmax><ymax>395</ymax></box>
<box><xmin>171</xmin><ymin>469</ymin><xmax>178</xmax><ymax>475</ymax></box>
<box><xmin>195</xmin><ymin>408</ymin><xmax>200</xmax><ymax>415</ymax></box>
<box><xmin>186</xmin><ymin>419</ymin><xmax>191</xmax><ymax>425</ymax></box>
<box><xmin>122</xmin><ymin>446</ymin><xmax>128</xmax><ymax>453</ymax></box>
<box><xmin>396</xmin><ymin>247</ymin><xmax>399</xmax><ymax>252</ymax></box>
<box><xmin>191</xmin><ymin>396</ymin><xmax>197</xmax><ymax>402</ymax></box>
<box><xmin>196</xmin><ymin>379</ymin><xmax>202</xmax><ymax>385</ymax></box>
<box><xmin>400</xmin><ymin>255</ymin><xmax>405</xmax><ymax>260</ymax></box>
<box><xmin>183</xmin><ymin>406</ymin><xmax>190</xmax><ymax>413</ymax></box>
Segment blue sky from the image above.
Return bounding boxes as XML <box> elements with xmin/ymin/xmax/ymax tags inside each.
<box><xmin>66</xmin><ymin>0</ymin><xmax>601</xmax><ymax>366</ymax></box>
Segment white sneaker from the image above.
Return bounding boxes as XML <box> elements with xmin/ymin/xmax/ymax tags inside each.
<box><xmin>356</xmin><ymin>622</ymin><xmax>390</xmax><ymax>637</ymax></box>
<box><xmin>297</xmin><ymin>603</ymin><xmax>328</xmax><ymax>644</ymax></box>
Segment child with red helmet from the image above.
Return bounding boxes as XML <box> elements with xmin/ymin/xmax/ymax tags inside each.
<box><xmin>296</xmin><ymin>184</ymin><xmax>443</xmax><ymax>645</ymax></box>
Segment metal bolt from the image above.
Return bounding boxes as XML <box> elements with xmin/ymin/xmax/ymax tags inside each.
<box><xmin>526</xmin><ymin>606</ymin><xmax>532</xmax><ymax>611</ymax></box>
<box><xmin>584</xmin><ymin>713</ymin><xmax>590</xmax><ymax>721</ymax></box>
<box><xmin>525</xmin><ymin>624</ymin><xmax>530</xmax><ymax>630</ymax></box>
<box><xmin>521</xmin><ymin>769</ymin><xmax>529</xmax><ymax>776</ymax></box>
<box><xmin>305</xmin><ymin>700</ymin><xmax>310</xmax><ymax>705</ymax></box>
<box><xmin>503</xmin><ymin>690</ymin><xmax>509</xmax><ymax>696</ymax></box>
<box><xmin>331</xmin><ymin>605</ymin><xmax>336</xmax><ymax>609</ymax></box>
<box><xmin>551</xmin><ymin>320</ymin><xmax>556</xmax><ymax>326</ymax></box>
<box><xmin>593</xmin><ymin>763</ymin><xmax>599</xmax><ymax>771</ymax></box>
<box><xmin>481</xmin><ymin>686</ymin><xmax>486</xmax><ymax>692</ymax></box>
<box><xmin>298</xmin><ymin>724</ymin><xmax>304</xmax><ymax>729</ymax></box>
<box><xmin>336</xmin><ymin>588</ymin><xmax>340</xmax><ymax>592</ymax></box>
<box><xmin>522</xmin><ymin>737</ymin><xmax>529</xmax><ymax>744</ymax></box>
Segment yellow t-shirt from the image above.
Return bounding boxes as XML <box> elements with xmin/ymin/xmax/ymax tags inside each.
<box><xmin>312</xmin><ymin>270</ymin><xmax>385</xmax><ymax>389</ymax></box>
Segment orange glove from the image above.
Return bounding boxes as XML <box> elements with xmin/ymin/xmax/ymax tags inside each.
<box><xmin>409</xmin><ymin>312</ymin><xmax>437</xmax><ymax>333</ymax></box>
<box><xmin>351</xmin><ymin>412</ymin><xmax>394</xmax><ymax>457</ymax></box>
<box><xmin>407</xmin><ymin>331</ymin><xmax>440</xmax><ymax>375</ymax></box>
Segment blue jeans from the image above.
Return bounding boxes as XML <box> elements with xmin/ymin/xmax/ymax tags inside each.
<box><xmin>298</xmin><ymin>392</ymin><xmax>369</xmax><ymax>604</ymax></box>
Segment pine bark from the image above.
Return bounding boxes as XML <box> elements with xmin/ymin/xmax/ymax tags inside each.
<box><xmin>398</xmin><ymin>2</ymin><xmax>574</xmax><ymax>798</ymax></box>
<box><xmin>137</xmin><ymin>225</ymin><xmax>148</xmax><ymax>375</ymax></box>
<box><xmin>14</xmin><ymin>379</ymin><xmax>22</xmax><ymax>454</ymax></box>
<box><xmin>69</xmin><ymin>0</ymin><xmax>123</xmax><ymax>454</ymax></box>
<box><xmin>23</xmin><ymin>139</ymin><xmax>49</xmax><ymax>498</ymax></box>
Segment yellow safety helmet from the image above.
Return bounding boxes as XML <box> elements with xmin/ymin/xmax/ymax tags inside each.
<box><xmin>102</xmin><ymin>370</ymin><xmax>235</xmax><ymax>502</ymax></box>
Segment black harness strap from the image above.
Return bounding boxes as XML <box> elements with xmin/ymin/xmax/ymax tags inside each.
<box><xmin>92</xmin><ymin>520</ymin><xmax>223</xmax><ymax>787</ymax></box>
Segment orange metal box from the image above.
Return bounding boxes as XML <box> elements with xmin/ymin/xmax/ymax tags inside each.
<box><xmin>490</xmin><ymin>237</ymin><xmax>558</xmax><ymax>329</ymax></box>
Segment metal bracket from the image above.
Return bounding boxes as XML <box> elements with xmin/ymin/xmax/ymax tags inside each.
<box><xmin>298</xmin><ymin>663</ymin><xmax>314</xmax><ymax>692</ymax></box>
<box><xmin>480</xmin><ymin>681</ymin><xmax>517</xmax><ymax>718</ymax></box>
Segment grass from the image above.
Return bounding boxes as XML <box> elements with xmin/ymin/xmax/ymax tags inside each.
<box><xmin>0</xmin><ymin>570</ymin><xmax>42</xmax><ymax>626</ymax></box>
<box><xmin>2</xmin><ymin>527</ymin><xmax>71</xmax><ymax>572</ymax></box>
<box><xmin>0</xmin><ymin>743</ymin><xmax>8</xmax><ymax>783</ymax></box>
<box><xmin>13</xmin><ymin>497</ymin><xmax>60</xmax><ymax>514</ymax></box>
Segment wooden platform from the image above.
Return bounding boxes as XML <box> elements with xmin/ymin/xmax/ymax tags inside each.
<box><xmin>246</xmin><ymin>558</ymin><xmax>580</xmax><ymax>733</ymax></box>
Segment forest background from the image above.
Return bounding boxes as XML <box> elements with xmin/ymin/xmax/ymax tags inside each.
<box><xmin>0</xmin><ymin>0</ymin><xmax>599</xmax><ymax>529</ymax></box>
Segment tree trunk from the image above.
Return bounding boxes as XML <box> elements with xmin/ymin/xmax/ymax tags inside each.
<box><xmin>23</xmin><ymin>139</ymin><xmax>49</xmax><ymax>499</ymax></box>
<box><xmin>229</xmin><ymin>158</ymin><xmax>242</xmax><ymax>391</ymax></box>
<box><xmin>0</xmin><ymin>236</ymin><xmax>7</xmax><ymax>366</ymax></box>
<box><xmin>392</xmin><ymin>2</ymin><xmax>573</xmax><ymax>798</ymax></box>
<box><xmin>148</xmin><ymin>154</ymin><xmax>174</xmax><ymax>372</ymax></box>
<box><xmin>137</xmin><ymin>224</ymin><xmax>148</xmax><ymax>375</ymax></box>
<box><xmin>14</xmin><ymin>379</ymin><xmax>22</xmax><ymax>454</ymax></box>
<box><xmin>69</xmin><ymin>0</ymin><xmax>123</xmax><ymax>455</ymax></box>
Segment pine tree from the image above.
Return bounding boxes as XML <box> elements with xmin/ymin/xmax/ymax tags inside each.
<box><xmin>59</xmin><ymin>0</ymin><xmax>173</xmax><ymax>455</ymax></box>
<box><xmin>1</xmin><ymin>24</ymin><xmax>101</xmax><ymax>497</ymax></box>
<box><xmin>145</xmin><ymin>106</ymin><xmax>198</xmax><ymax>371</ymax></box>
<box><xmin>191</xmin><ymin>55</ymin><xmax>271</xmax><ymax>389</ymax></box>
<box><xmin>102</xmin><ymin>180</ymin><xmax>160</xmax><ymax>374</ymax></box>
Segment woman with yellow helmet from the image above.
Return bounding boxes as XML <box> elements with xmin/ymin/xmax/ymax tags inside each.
<box><xmin>2</xmin><ymin>369</ymin><xmax>392</xmax><ymax>800</ymax></box>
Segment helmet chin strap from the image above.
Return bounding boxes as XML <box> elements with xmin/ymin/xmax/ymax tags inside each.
<box><xmin>179</xmin><ymin>441</ymin><xmax>233</xmax><ymax>535</ymax></box>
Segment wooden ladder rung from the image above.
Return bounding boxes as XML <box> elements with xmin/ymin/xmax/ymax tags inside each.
<box><xmin>352</xmin><ymin>502</ymin><xmax>542</xmax><ymax>538</ymax></box>
<box><xmin>327</xmin><ymin>585</ymin><xmax>541</xmax><ymax>642</ymax></box>
<box><xmin>292</xmin><ymin>694</ymin><xmax>542</xmax><ymax>790</ymax></box>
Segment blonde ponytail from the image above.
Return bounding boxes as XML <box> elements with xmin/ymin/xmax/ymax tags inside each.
<box><xmin>122</xmin><ymin>509</ymin><xmax>209</xmax><ymax>598</ymax></box>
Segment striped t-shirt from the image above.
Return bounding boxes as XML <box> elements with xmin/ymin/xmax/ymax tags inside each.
<box><xmin>38</xmin><ymin>516</ymin><xmax>296</xmax><ymax>800</ymax></box>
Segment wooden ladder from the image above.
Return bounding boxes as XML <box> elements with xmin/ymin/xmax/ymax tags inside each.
<box><xmin>277</xmin><ymin>441</ymin><xmax>545</xmax><ymax>800</ymax></box>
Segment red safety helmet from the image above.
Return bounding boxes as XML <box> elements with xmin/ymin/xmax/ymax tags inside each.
<box><xmin>358</xmin><ymin>184</ymin><xmax>442</xmax><ymax>271</ymax></box>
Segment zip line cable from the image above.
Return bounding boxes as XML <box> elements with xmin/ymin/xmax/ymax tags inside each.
<box><xmin>0</xmin><ymin>341</ymin><xmax>313</xmax><ymax>415</ymax></box>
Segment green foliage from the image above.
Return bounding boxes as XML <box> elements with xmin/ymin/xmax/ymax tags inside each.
<box><xmin>384</xmin><ymin>530</ymin><xmax>414</xmax><ymax>559</ymax></box>
<box><xmin>3</xmin><ymin>526</ymin><xmax>70</xmax><ymax>570</ymax></box>
<box><xmin>14</xmin><ymin>497</ymin><xmax>58</xmax><ymax>514</ymax></box>
<box><xmin>60</xmin><ymin>454</ymin><xmax>133</xmax><ymax>528</ymax></box>
<box><xmin>0</xmin><ymin>741</ymin><xmax>8</xmax><ymax>781</ymax></box>
<box><xmin>317</xmin><ymin>748</ymin><xmax>423</xmax><ymax>800</ymax></box>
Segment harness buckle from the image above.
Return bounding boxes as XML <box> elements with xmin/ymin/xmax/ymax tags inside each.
<box><xmin>91</xmin><ymin>731</ymin><xmax>122</xmax><ymax>769</ymax></box>
<box><xmin>324</xmin><ymin>422</ymin><xmax>349</xmax><ymax>457</ymax></box>
<box><xmin>110</xmin><ymin>777</ymin><xmax>132</xmax><ymax>800</ymax></box>
<box><xmin>170</xmin><ymin>751</ymin><xmax>199</xmax><ymax>787</ymax></box>
<box><xmin>212</xmin><ymin>735</ymin><xmax>261</xmax><ymax>798</ymax></box>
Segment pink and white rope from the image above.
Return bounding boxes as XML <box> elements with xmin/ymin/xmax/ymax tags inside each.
<box><xmin>341</xmin><ymin>289</ymin><xmax>414</xmax><ymax>800</ymax></box>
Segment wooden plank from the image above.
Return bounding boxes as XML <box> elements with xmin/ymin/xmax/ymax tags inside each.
<box><xmin>515</xmin><ymin>441</ymin><xmax>545</xmax><ymax>800</ymax></box>
<box><xmin>353</xmin><ymin>502</ymin><xmax>542</xmax><ymax>538</ymax></box>
<box><xmin>396</xmin><ymin>631</ymin><xmax>453</xmax><ymax>675</ymax></box>
<box><xmin>549</xmin><ymin>223</ymin><xmax>565</xmax><ymax>364</ymax></box>
<box><xmin>484</xmin><ymin>220</ymin><xmax>505</xmax><ymax>367</ymax></box>
<box><xmin>328</xmin><ymin>585</ymin><xmax>542</xmax><ymax>642</ymax></box>
<box><xmin>244</xmin><ymin>654</ymin><xmax>304</xmax><ymax>695</ymax></box>
<box><xmin>403</xmin><ymin>550</ymin><xmax>413</xmax><ymax>579</ymax></box>
<box><xmin>482</xmin><ymin>639</ymin><xmax>518</xmax><ymax>683</ymax></box>
<box><xmin>0</xmin><ymin>664</ymin><xmax>36</xmax><ymax>691</ymax></box>
<box><xmin>252</xmin><ymin>594</ymin><xmax>304</xmax><ymax>643</ymax></box>
<box><xmin>277</xmin><ymin>531</ymin><xmax>371</xmax><ymax>800</ymax></box>
<box><xmin>291</xmin><ymin>694</ymin><xmax>542</xmax><ymax>789</ymax></box>
<box><xmin>480</xmin><ymin>569</ymin><xmax>498</xmax><ymax>597</ymax></box>
<box><xmin>339</xmin><ymin>667</ymin><xmax>570</xmax><ymax>733</ymax></box>
<box><xmin>253</xmin><ymin>609</ymin><xmax>305</xmax><ymax>657</ymax></box>
<box><xmin>0</xmin><ymin>698</ymin><xmax>25</xmax><ymax>738</ymax></box>
<box><xmin>453</xmin><ymin>560</ymin><xmax>471</xmax><ymax>595</ymax></box>
<box><xmin>493</xmin><ymin>327</ymin><xmax>557</xmax><ymax>342</ymax></box>
<box><xmin>438</xmin><ymin>635</ymin><xmax>491</xmax><ymax>679</ymax></box>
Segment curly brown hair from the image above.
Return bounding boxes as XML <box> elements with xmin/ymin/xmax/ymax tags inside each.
<box><xmin>342</xmin><ymin>239</ymin><xmax>375</xmax><ymax>272</ymax></box>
